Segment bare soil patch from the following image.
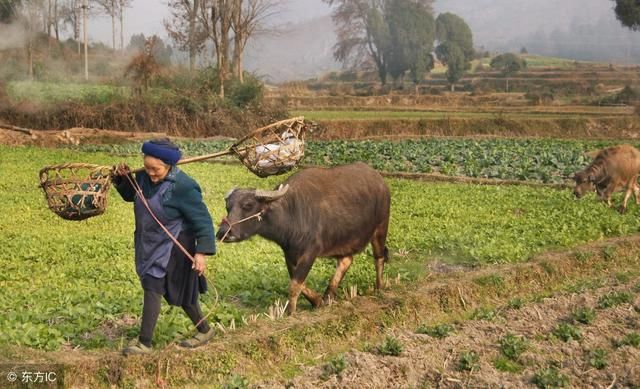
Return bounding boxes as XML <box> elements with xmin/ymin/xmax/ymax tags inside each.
<box><xmin>263</xmin><ymin>282</ymin><xmax>640</xmax><ymax>388</ymax></box>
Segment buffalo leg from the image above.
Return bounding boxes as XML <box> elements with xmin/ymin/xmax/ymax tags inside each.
<box><xmin>285</xmin><ymin>253</ymin><xmax>322</xmax><ymax>309</ymax></box>
<box><xmin>620</xmin><ymin>177</ymin><xmax>638</xmax><ymax>213</ymax></box>
<box><xmin>371</xmin><ymin>223</ymin><xmax>389</xmax><ymax>290</ymax></box>
<box><xmin>323</xmin><ymin>255</ymin><xmax>353</xmax><ymax>303</ymax></box>
<box><xmin>287</xmin><ymin>256</ymin><xmax>320</xmax><ymax>315</ymax></box>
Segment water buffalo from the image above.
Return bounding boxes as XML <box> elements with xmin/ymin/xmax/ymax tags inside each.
<box><xmin>572</xmin><ymin>144</ymin><xmax>640</xmax><ymax>213</ymax></box>
<box><xmin>216</xmin><ymin>162</ymin><xmax>391</xmax><ymax>314</ymax></box>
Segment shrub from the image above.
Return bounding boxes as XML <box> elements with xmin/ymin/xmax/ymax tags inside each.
<box><xmin>416</xmin><ymin>323</ymin><xmax>454</xmax><ymax>339</ymax></box>
<box><xmin>532</xmin><ymin>367</ymin><xmax>570</xmax><ymax>388</ymax></box>
<box><xmin>499</xmin><ymin>333</ymin><xmax>528</xmax><ymax>360</ymax></box>
<box><xmin>598</xmin><ymin>291</ymin><xmax>632</xmax><ymax>309</ymax></box>
<box><xmin>494</xmin><ymin>356</ymin><xmax>522</xmax><ymax>373</ymax></box>
<box><xmin>227</xmin><ymin>74</ymin><xmax>264</xmax><ymax>108</ymax></box>
<box><xmin>320</xmin><ymin>354</ymin><xmax>347</xmax><ymax>380</ymax></box>
<box><xmin>458</xmin><ymin>351</ymin><xmax>479</xmax><ymax>371</ymax></box>
<box><xmin>377</xmin><ymin>336</ymin><xmax>404</xmax><ymax>356</ymax></box>
<box><xmin>588</xmin><ymin>349</ymin><xmax>608</xmax><ymax>370</ymax></box>
<box><xmin>618</xmin><ymin>332</ymin><xmax>640</xmax><ymax>348</ymax></box>
<box><xmin>553</xmin><ymin>323</ymin><xmax>581</xmax><ymax>342</ymax></box>
<box><xmin>571</xmin><ymin>307</ymin><xmax>595</xmax><ymax>324</ymax></box>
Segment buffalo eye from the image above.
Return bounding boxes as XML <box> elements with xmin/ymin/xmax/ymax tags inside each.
<box><xmin>241</xmin><ymin>201</ymin><xmax>255</xmax><ymax>211</ymax></box>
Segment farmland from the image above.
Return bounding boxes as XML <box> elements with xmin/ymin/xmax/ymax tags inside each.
<box><xmin>1</xmin><ymin>56</ymin><xmax>640</xmax><ymax>386</ymax></box>
<box><xmin>1</xmin><ymin>141</ymin><xmax>640</xmax><ymax>386</ymax></box>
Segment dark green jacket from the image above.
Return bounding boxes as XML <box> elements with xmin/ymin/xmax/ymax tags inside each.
<box><xmin>113</xmin><ymin>167</ymin><xmax>216</xmax><ymax>255</ymax></box>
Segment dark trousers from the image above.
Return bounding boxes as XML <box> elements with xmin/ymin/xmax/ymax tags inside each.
<box><xmin>139</xmin><ymin>289</ymin><xmax>210</xmax><ymax>347</ymax></box>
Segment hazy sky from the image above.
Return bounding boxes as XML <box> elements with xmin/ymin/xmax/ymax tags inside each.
<box><xmin>90</xmin><ymin>0</ymin><xmax>333</xmax><ymax>45</ymax></box>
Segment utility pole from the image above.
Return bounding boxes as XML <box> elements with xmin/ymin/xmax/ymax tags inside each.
<box><xmin>82</xmin><ymin>0</ymin><xmax>88</xmax><ymax>80</ymax></box>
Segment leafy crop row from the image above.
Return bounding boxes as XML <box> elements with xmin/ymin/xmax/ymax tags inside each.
<box><xmin>81</xmin><ymin>138</ymin><xmax>627</xmax><ymax>184</ymax></box>
<box><xmin>2</xmin><ymin>145</ymin><xmax>640</xmax><ymax>352</ymax></box>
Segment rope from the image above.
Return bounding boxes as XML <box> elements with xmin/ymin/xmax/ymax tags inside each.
<box><xmin>218</xmin><ymin>211</ymin><xmax>264</xmax><ymax>242</ymax></box>
<box><xmin>124</xmin><ymin>172</ymin><xmax>220</xmax><ymax>331</ymax></box>
<box><xmin>124</xmin><ymin>173</ymin><xmax>196</xmax><ymax>263</ymax></box>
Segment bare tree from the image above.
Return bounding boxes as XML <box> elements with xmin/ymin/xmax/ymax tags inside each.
<box><xmin>165</xmin><ymin>0</ymin><xmax>206</xmax><ymax>71</ymax></box>
<box><xmin>18</xmin><ymin>0</ymin><xmax>46</xmax><ymax>78</ymax></box>
<box><xmin>119</xmin><ymin>0</ymin><xmax>132</xmax><ymax>54</ymax></box>
<box><xmin>95</xmin><ymin>0</ymin><xmax>118</xmax><ymax>50</ymax></box>
<box><xmin>59</xmin><ymin>0</ymin><xmax>81</xmax><ymax>53</ymax></box>
<box><xmin>200</xmin><ymin>0</ymin><xmax>233</xmax><ymax>97</ymax></box>
<box><xmin>230</xmin><ymin>0</ymin><xmax>280</xmax><ymax>83</ymax></box>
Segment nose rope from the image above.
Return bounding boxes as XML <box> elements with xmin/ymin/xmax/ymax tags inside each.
<box><xmin>219</xmin><ymin>211</ymin><xmax>264</xmax><ymax>242</ymax></box>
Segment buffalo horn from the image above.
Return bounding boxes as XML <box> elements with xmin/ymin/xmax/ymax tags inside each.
<box><xmin>255</xmin><ymin>184</ymin><xmax>289</xmax><ymax>201</ymax></box>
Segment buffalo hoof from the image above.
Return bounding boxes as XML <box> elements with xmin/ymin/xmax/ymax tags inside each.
<box><xmin>618</xmin><ymin>205</ymin><xmax>627</xmax><ymax>214</ymax></box>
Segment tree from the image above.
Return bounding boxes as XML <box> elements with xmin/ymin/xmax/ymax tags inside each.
<box><xmin>386</xmin><ymin>0</ymin><xmax>434</xmax><ymax>91</ymax></box>
<box><xmin>434</xmin><ymin>12</ymin><xmax>473</xmax><ymax>91</ymax></box>
<box><xmin>435</xmin><ymin>12</ymin><xmax>473</xmax><ymax>60</ymax></box>
<box><xmin>436</xmin><ymin>41</ymin><xmax>464</xmax><ymax>92</ymax></box>
<box><xmin>613</xmin><ymin>0</ymin><xmax>640</xmax><ymax>31</ymax></box>
<box><xmin>230</xmin><ymin>0</ymin><xmax>281</xmax><ymax>83</ymax></box>
<box><xmin>1</xmin><ymin>0</ymin><xmax>21</xmax><ymax>23</ymax></box>
<box><xmin>127</xmin><ymin>33</ymin><xmax>173</xmax><ymax>66</ymax></box>
<box><xmin>490</xmin><ymin>52</ymin><xmax>526</xmax><ymax>92</ymax></box>
<box><xmin>165</xmin><ymin>0</ymin><xmax>205</xmax><ymax>71</ymax></box>
<box><xmin>59</xmin><ymin>0</ymin><xmax>81</xmax><ymax>53</ymax></box>
<box><xmin>200</xmin><ymin>0</ymin><xmax>233</xmax><ymax>97</ymax></box>
<box><xmin>323</xmin><ymin>0</ymin><xmax>433</xmax><ymax>85</ymax></box>
<box><xmin>125</xmin><ymin>36</ymin><xmax>163</xmax><ymax>94</ymax></box>
<box><xmin>95</xmin><ymin>0</ymin><xmax>118</xmax><ymax>50</ymax></box>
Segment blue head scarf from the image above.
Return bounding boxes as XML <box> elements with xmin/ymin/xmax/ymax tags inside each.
<box><xmin>141</xmin><ymin>138</ymin><xmax>182</xmax><ymax>165</ymax></box>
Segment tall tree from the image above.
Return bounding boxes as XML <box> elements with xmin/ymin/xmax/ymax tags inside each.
<box><xmin>323</xmin><ymin>0</ymin><xmax>433</xmax><ymax>85</ymax></box>
<box><xmin>435</xmin><ymin>12</ymin><xmax>473</xmax><ymax>60</ymax></box>
<box><xmin>17</xmin><ymin>0</ymin><xmax>45</xmax><ymax>78</ymax></box>
<box><xmin>386</xmin><ymin>0</ymin><xmax>434</xmax><ymax>90</ymax></box>
<box><xmin>200</xmin><ymin>0</ymin><xmax>233</xmax><ymax>97</ymax></box>
<box><xmin>613</xmin><ymin>0</ymin><xmax>640</xmax><ymax>31</ymax></box>
<box><xmin>434</xmin><ymin>12</ymin><xmax>473</xmax><ymax>91</ymax></box>
<box><xmin>165</xmin><ymin>0</ymin><xmax>204</xmax><ymax>71</ymax></box>
<box><xmin>118</xmin><ymin>0</ymin><xmax>132</xmax><ymax>54</ymax></box>
<box><xmin>96</xmin><ymin>0</ymin><xmax>117</xmax><ymax>50</ymax></box>
<box><xmin>230</xmin><ymin>0</ymin><xmax>280</xmax><ymax>83</ymax></box>
<box><xmin>436</xmin><ymin>41</ymin><xmax>464</xmax><ymax>92</ymax></box>
<box><xmin>59</xmin><ymin>0</ymin><xmax>81</xmax><ymax>53</ymax></box>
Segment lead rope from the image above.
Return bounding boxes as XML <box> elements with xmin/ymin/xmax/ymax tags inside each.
<box><xmin>219</xmin><ymin>211</ymin><xmax>264</xmax><ymax>242</ymax></box>
<box><xmin>124</xmin><ymin>173</ymin><xmax>217</xmax><ymax>330</ymax></box>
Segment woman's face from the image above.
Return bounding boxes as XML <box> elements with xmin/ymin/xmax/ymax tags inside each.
<box><xmin>143</xmin><ymin>155</ymin><xmax>170</xmax><ymax>183</ymax></box>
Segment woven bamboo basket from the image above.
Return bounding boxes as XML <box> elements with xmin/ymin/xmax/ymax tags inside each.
<box><xmin>39</xmin><ymin>163</ymin><xmax>113</xmax><ymax>221</ymax></box>
<box><xmin>231</xmin><ymin>117</ymin><xmax>307</xmax><ymax>178</ymax></box>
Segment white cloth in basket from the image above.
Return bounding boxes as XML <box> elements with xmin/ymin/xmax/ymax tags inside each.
<box><xmin>255</xmin><ymin>130</ymin><xmax>302</xmax><ymax>169</ymax></box>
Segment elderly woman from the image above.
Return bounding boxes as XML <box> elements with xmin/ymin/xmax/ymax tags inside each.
<box><xmin>112</xmin><ymin>138</ymin><xmax>216</xmax><ymax>355</ymax></box>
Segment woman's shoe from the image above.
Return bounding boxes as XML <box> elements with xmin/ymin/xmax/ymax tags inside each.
<box><xmin>122</xmin><ymin>339</ymin><xmax>152</xmax><ymax>356</ymax></box>
<box><xmin>179</xmin><ymin>328</ymin><xmax>215</xmax><ymax>348</ymax></box>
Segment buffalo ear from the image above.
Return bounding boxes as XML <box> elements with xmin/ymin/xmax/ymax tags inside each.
<box><xmin>224</xmin><ymin>187</ymin><xmax>237</xmax><ymax>200</ymax></box>
<box><xmin>255</xmin><ymin>184</ymin><xmax>289</xmax><ymax>202</ymax></box>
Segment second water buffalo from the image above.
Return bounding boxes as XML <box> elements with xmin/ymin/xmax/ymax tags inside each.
<box><xmin>572</xmin><ymin>144</ymin><xmax>640</xmax><ymax>213</ymax></box>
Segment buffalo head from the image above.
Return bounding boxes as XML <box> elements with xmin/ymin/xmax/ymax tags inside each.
<box><xmin>216</xmin><ymin>184</ymin><xmax>289</xmax><ymax>242</ymax></box>
<box><xmin>571</xmin><ymin>170</ymin><xmax>595</xmax><ymax>199</ymax></box>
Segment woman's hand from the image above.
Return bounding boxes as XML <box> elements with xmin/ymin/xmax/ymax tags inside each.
<box><xmin>112</xmin><ymin>163</ymin><xmax>131</xmax><ymax>177</ymax></box>
<box><xmin>192</xmin><ymin>253</ymin><xmax>207</xmax><ymax>276</ymax></box>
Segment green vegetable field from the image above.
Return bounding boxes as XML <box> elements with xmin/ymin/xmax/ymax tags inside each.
<box><xmin>1</xmin><ymin>144</ymin><xmax>639</xmax><ymax>353</ymax></box>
